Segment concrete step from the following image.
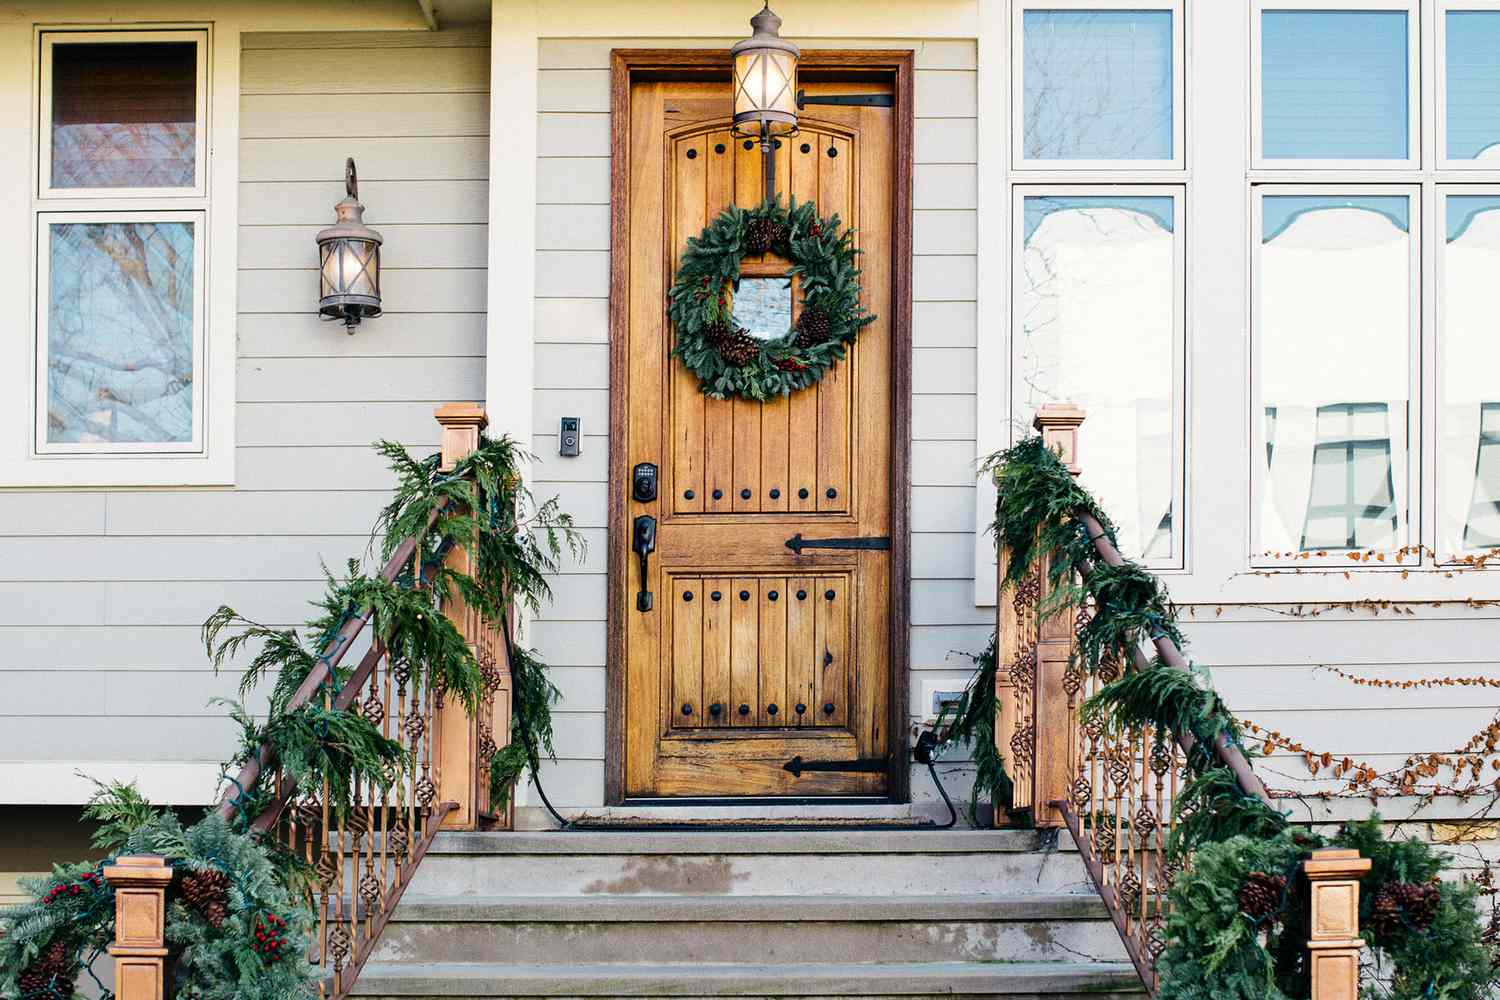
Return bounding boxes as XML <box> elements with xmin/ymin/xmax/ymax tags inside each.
<box><xmin>408</xmin><ymin>830</ymin><xmax>1094</xmax><ymax>897</ymax></box>
<box><xmin>349</xmin><ymin>960</ymin><xmax>1146</xmax><ymax>998</ymax></box>
<box><xmin>371</xmin><ymin>894</ymin><xmax>1130</xmax><ymax>966</ymax></box>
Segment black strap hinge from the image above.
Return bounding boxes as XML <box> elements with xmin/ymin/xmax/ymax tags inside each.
<box><xmin>783</xmin><ymin>756</ymin><xmax>889</xmax><ymax>778</ymax></box>
<box><xmin>785</xmin><ymin>533</ymin><xmax>890</xmax><ymax>554</ymax></box>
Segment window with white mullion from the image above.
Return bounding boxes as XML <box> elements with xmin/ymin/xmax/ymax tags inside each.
<box><xmin>1250</xmin><ymin>186</ymin><xmax>1420</xmax><ymax>566</ymax></box>
<box><xmin>1010</xmin><ymin>185</ymin><xmax>1186</xmax><ymax>566</ymax></box>
<box><xmin>1011</xmin><ymin>0</ymin><xmax>1185</xmax><ymax>171</ymax></box>
<box><xmin>1251</xmin><ymin>0</ymin><xmax>1421</xmax><ymax>170</ymax></box>
<box><xmin>31</xmin><ymin>28</ymin><xmax>212</xmax><ymax>460</ymax></box>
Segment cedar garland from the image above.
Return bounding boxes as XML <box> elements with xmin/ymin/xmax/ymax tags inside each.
<box><xmin>972</xmin><ymin>434</ymin><xmax>1499</xmax><ymax>1000</ymax></box>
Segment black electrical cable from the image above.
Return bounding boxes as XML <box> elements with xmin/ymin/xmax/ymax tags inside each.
<box><xmin>501</xmin><ymin>614</ymin><xmax>570</xmax><ymax>830</ymax></box>
<box><xmin>912</xmin><ymin>731</ymin><xmax>958</xmax><ymax>830</ymax></box>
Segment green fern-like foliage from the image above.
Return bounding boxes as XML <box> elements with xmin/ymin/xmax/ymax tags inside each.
<box><xmin>202</xmin><ymin>433</ymin><xmax>581</xmax><ymax>821</ymax></box>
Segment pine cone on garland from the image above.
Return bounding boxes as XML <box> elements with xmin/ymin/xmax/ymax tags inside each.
<box><xmin>717</xmin><ymin>328</ymin><xmax>761</xmax><ymax>367</ymax></box>
<box><xmin>182</xmin><ymin>867</ymin><xmax>231</xmax><ymax>928</ymax></box>
<box><xmin>1238</xmin><ymin>871</ymin><xmax>1288</xmax><ymax>922</ymax></box>
<box><xmin>18</xmin><ymin>940</ymin><xmax>76</xmax><ymax>999</ymax></box>
<box><xmin>1371</xmin><ymin>880</ymin><xmax>1442</xmax><ymax>937</ymax></box>
<box><xmin>794</xmin><ymin>309</ymin><xmax>832</xmax><ymax>348</ymax></box>
<box><xmin>745</xmin><ymin>217</ymin><xmax>787</xmax><ymax>256</ymax></box>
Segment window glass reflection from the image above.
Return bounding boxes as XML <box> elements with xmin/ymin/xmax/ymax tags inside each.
<box><xmin>46</xmin><ymin>221</ymin><xmax>195</xmax><ymax>444</ymax></box>
<box><xmin>1441</xmin><ymin>196</ymin><xmax>1500</xmax><ymax>553</ymax></box>
<box><xmin>1015</xmin><ymin>195</ymin><xmax>1177</xmax><ymax>559</ymax></box>
<box><xmin>1021</xmin><ymin>10</ymin><xmax>1174</xmax><ymax>161</ymax></box>
<box><xmin>1446</xmin><ymin>12</ymin><xmax>1500</xmax><ymax>161</ymax></box>
<box><xmin>1257</xmin><ymin>195</ymin><xmax>1411</xmax><ymax>553</ymax></box>
<box><xmin>51</xmin><ymin>41</ymin><xmax>197</xmax><ymax>189</ymax></box>
<box><xmin>1261</xmin><ymin>10</ymin><xmax>1408</xmax><ymax>160</ymax></box>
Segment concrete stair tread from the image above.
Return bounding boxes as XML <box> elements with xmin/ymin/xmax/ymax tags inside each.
<box><xmin>425</xmin><ymin>829</ymin><xmax>1056</xmax><ymax>855</ymax></box>
<box><xmin>387</xmin><ymin>892</ymin><xmax>1111</xmax><ymax>922</ymax></box>
<box><xmin>350</xmin><ymin>959</ymin><xmax>1145</xmax><ymax>996</ymax></box>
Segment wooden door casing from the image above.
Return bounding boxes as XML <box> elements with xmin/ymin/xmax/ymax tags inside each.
<box><xmin>607</xmin><ymin>51</ymin><xmax>913</xmax><ymax>802</ymax></box>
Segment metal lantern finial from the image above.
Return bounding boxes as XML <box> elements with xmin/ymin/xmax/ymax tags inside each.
<box><xmin>315</xmin><ymin>157</ymin><xmax>383</xmax><ymax>332</ymax></box>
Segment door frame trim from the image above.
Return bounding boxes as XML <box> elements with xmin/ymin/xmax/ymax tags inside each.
<box><xmin>604</xmin><ymin>47</ymin><xmax>914</xmax><ymax>805</ymax></box>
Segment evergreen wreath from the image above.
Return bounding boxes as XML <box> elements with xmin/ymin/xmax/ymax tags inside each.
<box><xmin>668</xmin><ymin>198</ymin><xmax>874</xmax><ymax>401</ymax></box>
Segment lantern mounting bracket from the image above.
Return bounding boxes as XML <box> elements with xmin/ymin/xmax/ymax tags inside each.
<box><xmin>796</xmin><ymin>89</ymin><xmax>894</xmax><ymax>109</ymax></box>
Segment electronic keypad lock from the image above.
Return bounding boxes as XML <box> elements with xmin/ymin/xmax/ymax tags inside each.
<box><xmin>632</xmin><ymin>462</ymin><xmax>658</xmax><ymax>503</ymax></box>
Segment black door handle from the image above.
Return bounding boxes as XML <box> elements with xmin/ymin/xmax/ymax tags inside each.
<box><xmin>633</xmin><ymin>516</ymin><xmax>657</xmax><ymax>612</ymax></box>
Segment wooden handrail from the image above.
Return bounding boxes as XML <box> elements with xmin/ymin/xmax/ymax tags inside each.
<box><xmin>1072</xmin><ymin>510</ymin><xmax>1272</xmax><ymax>807</ymax></box>
<box><xmin>213</xmin><ymin>506</ymin><xmax>445</xmax><ymax>826</ymax></box>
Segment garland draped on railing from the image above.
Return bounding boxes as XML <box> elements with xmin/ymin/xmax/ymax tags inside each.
<box><xmin>968</xmin><ymin>434</ymin><xmax>1497</xmax><ymax>1000</ymax></box>
<box><xmin>0</xmin><ymin>430</ymin><xmax>582</xmax><ymax>1000</ymax></box>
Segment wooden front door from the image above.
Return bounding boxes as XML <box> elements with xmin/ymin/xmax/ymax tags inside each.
<box><xmin>609</xmin><ymin>52</ymin><xmax>911</xmax><ymax>801</ymax></box>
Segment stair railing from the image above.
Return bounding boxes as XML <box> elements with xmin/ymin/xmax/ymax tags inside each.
<box><xmin>197</xmin><ymin>402</ymin><xmax>512</xmax><ymax>1000</ymax></box>
<box><xmin>996</xmin><ymin>404</ymin><xmax>1369</xmax><ymax>999</ymax></box>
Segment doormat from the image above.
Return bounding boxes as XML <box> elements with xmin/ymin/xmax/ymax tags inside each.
<box><xmin>559</xmin><ymin>816</ymin><xmax>943</xmax><ymax>833</ymax></box>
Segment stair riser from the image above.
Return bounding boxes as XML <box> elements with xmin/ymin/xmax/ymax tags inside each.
<box><xmin>407</xmin><ymin>853</ymin><xmax>1094</xmax><ymax>896</ymax></box>
<box><xmin>371</xmin><ymin>918</ymin><xmax>1130</xmax><ymax>966</ymax></box>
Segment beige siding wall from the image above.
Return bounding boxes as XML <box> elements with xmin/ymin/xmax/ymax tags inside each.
<box><xmin>0</xmin><ymin>27</ymin><xmax>489</xmax><ymax>804</ymax></box>
<box><xmin>527</xmin><ymin>38</ymin><xmax>980</xmax><ymax>808</ymax></box>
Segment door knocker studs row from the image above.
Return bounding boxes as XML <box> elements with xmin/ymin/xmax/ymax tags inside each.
<box><xmin>681</xmin><ymin>701</ymin><xmax>836</xmax><ymax>718</ymax></box>
<box><xmin>683</xmin><ymin>588</ymin><xmax>834</xmax><ymax>602</ymax></box>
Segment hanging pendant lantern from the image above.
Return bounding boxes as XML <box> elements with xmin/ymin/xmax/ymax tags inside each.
<box><xmin>315</xmin><ymin>158</ymin><xmax>383</xmax><ymax>332</ymax></box>
<box><xmin>730</xmin><ymin>4</ymin><xmax>800</xmax><ymax>142</ymax></box>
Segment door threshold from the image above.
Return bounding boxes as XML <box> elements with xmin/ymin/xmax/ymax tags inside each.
<box><xmin>515</xmin><ymin>798</ymin><xmax>950</xmax><ymax>832</ymax></box>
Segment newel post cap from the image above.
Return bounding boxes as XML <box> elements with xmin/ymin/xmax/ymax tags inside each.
<box><xmin>435</xmin><ymin>402</ymin><xmax>488</xmax><ymax>471</ymax></box>
<box><xmin>1032</xmin><ymin>403</ymin><xmax>1086</xmax><ymax>476</ymax></box>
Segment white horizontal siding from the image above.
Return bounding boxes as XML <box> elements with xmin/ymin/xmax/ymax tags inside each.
<box><xmin>0</xmin><ymin>30</ymin><xmax>491</xmax><ymax>803</ymax></box>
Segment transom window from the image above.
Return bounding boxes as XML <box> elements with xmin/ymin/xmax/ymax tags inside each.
<box><xmin>1012</xmin><ymin>1</ymin><xmax>1185</xmax><ymax>170</ymax></box>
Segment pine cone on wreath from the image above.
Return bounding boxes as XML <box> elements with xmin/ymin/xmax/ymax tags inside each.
<box><xmin>794</xmin><ymin>309</ymin><xmax>832</xmax><ymax>349</ymax></box>
<box><xmin>718</xmin><ymin>328</ymin><xmax>760</xmax><ymax>367</ymax></box>
<box><xmin>1238</xmin><ymin>871</ymin><xmax>1288</xmax><ymax>922</ymax></box>
<box><xmin>703</xmin><ymin>320</ymin><xmax>734</xmax><ymax>350</ymax></box>
<box><xmin>745</xmin><ymin>217</ymin><xmax>787</xmax><ymax>256</ymax></box>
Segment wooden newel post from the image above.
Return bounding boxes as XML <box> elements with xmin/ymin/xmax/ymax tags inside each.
<box><xmin>1031</xmin><ymin>404</ymin><xmax>1085</xmax><ymax>829</ymax></box>
<box><xmin>1305</xmin><ymin>849</ymin><xmax>1371</xmax><ymax>1000</ymax></box>
<box><xmin>433</xmin><ymin>403</ymin><xmax>514</xmax><ymax>830</ymax></box>
<box><xmin>104</xmin><ymin>855</ymin><xmax>173</xmax><ymax>1000</ymax></box>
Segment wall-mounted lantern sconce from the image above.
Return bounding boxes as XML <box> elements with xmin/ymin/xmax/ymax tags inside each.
<box><xmin>316</xmin><ymin>158</ymin><xmax>383</xmax><ymax>332</ymax></box>
<box><xmin>731</xmin><ymin>4</ymin><xmax>894</xmax><ymax>202</ymax></box>
<box><xmin>731</xmin><ymin>4</ymin><xmax>800</xmax><ymax>202</ymax></box>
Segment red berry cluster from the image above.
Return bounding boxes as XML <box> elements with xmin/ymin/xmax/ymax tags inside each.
<box><xmin>40</xmin><ymin>871</ymin><xmax>100</xmax><ymax>905</ymax></box>
<box><xmin>252</xmin><ymin>912</ymin><xmax>289</xmax><ymax>964</ymax></box>
<box><xmin>810</xmin><ymin>223</ymin><xmax>823</xmax><ymax>237</ymax></box>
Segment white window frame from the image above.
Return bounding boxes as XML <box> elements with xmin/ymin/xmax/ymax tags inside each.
<box><xmin>34</xmin><ymin>209</ymin><xmax>207</xmax><ymax>455</ymax></box>
<box><xmin>1010</xmin><ymin>183</ymin><xmax>1188</xmax><ymax>570</ymax></box>
<box><xmin>1250</xmin><ymin>0</ymin><xmax>1422</xmax><ymax>171</ymax></box>
<box><xmin>37</xmin><ymin>29</ymin><xmax>209</xmax><ymax>200</ymax></box>
<box><xmin>1435</xmin><ymin>0</ymin><xmax>1500</xmax><ymax>171</ymax></box>
<box><xmin>1248</xmin><ymin>184</ymin><xmax>1422</xmax><ymax>570</ymax></box>
<box><xmin>0</xmin><ymin>23</ymin><xmax>237</xmax><ymax>488</ymax></box>
<box><xmin>1010</xmin><ymin>0</ymin><xmax>1186</xmax><ymax>172</ymax></box>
